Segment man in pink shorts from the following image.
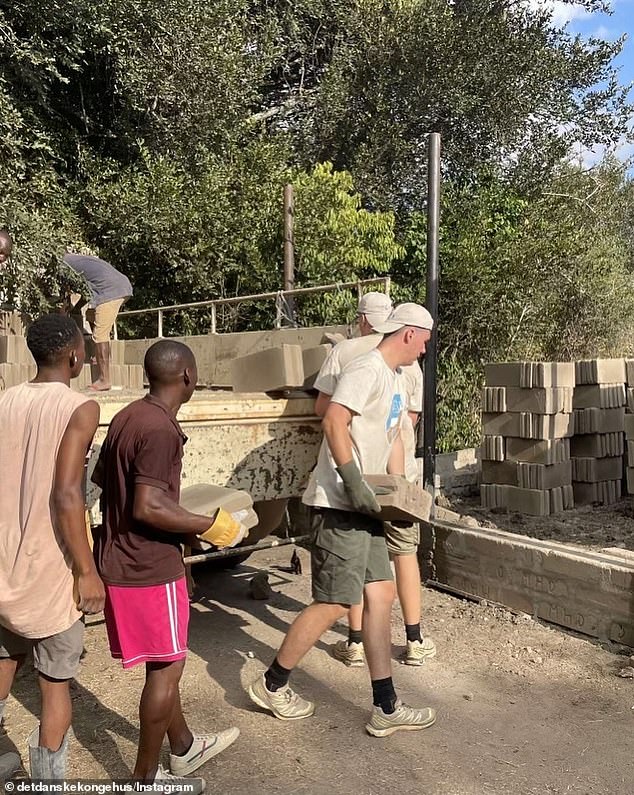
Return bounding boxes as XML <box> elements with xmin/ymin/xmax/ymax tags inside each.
<box><xmin>93</xmin><ymin>340</ymin><xmax>240</xmax><ymax>788</ymax></box>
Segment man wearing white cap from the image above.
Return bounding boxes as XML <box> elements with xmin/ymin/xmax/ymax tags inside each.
<box><xmin>247</xmin><ymin>303</ymin><xmax>437</xmax><ymax>737</ymax></box>
<box><xmin>315</xmin><ymin>300</ymin><xmax>435</xmax><ymax>669</ymax></box>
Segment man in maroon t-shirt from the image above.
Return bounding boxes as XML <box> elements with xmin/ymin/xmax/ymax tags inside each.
<box><xmin>93</xmin><ymin>340</ymin><xmax>239</xmax><ymax>788</ymax></box>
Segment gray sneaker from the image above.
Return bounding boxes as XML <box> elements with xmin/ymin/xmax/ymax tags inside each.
<box><xmin>248</xmin><ymin>674</ymin><xmax>315</xmax><ymax>720</ymax></box>
<box><xmin>366</xmin><ymin>700</ymin><xmax>436</xmax><ymax>737</ymax></box>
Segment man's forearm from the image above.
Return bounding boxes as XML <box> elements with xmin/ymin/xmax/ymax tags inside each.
<box><xmin>54</xmin><ymin>490</ymin><xmax>98</xmax><ymax>576</ymax></box>
<box><xmin>322</xmin><ymin>414</ymin><xmax>354</xmax><ymax>467</ymax></box>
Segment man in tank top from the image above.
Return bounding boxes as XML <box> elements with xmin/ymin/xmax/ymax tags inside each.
<box><xmin>0</xmin><ymin>314</ymin><xmax>104</xmax><ymax>780</ymax></box>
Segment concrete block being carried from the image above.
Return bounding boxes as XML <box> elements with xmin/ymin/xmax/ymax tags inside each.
<box><xmin>230</xmin><ymin>344</ymin><xmax>305</xmax><ymax>393</ymax></box>
<box><xmin>365</xmin><ymin>475</ymin><xmax>432</xmax><ymax>523</ymax></box>
<box><xmin>180</xmin><ymin>483</ymin><xmax>258</xmax><ymax>533</ymax></box>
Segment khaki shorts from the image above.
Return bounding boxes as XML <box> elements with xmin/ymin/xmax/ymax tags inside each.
<box><xmin>0</xmin><ymin>620</ymin><xmax>84</xmax><ymax>680</ymax></box>
<box><xmin>86</xmin><ymin>298</ymin><xmax>126</xmax><ymax>343</ymax></box>
<box><xmin>310</xmin><ymin>508</ymin><xmax>393</xmax><ymax>606</ymax></box>
<box><xmin>384</xmin><ymin>521</ymin><xmax>420</xmax><ymax>556</ymax></box>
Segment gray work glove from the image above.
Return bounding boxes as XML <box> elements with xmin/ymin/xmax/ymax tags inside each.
<box><xmin>336</xmin><ymin>460</ymin><xmax>383</xmax><ymax>515</ymax></box>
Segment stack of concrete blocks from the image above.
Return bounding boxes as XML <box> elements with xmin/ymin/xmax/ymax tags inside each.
<box><xmin>0</xmin><ymin>313</ymin><xmax>144</xmax><ymax>392</ymax></box>
<box><xmin>0</xmin><ymin>333</ymin><xmax>36</xmax><ymax>389</ymax></box>
<box><xmin>572</xmin><ymin>359</ymin><xmax>625</xmax><ymax>505</ymax></box>
<box><xmin>624</xmin><ymin>359</ymin><xmax>634</xmax><ymax>495</ymax></box>
<box><xmin>480</xmin><ymin>362</ymin><xmax>575</xmax><ymax>516</ymax></box>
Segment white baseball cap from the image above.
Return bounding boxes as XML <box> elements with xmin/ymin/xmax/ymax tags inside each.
<box><xmin>372</xmin><ymin>302</ymin><xmax>434</xmax><ymax>333</ymax></box>
<box><xmin>357</xmin><ymin>291</ymin><xmax>393</xmax><ymax>328</ymax></box>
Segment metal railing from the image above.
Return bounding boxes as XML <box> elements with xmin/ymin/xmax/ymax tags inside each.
<box><xmin>114</xmin><ymin>276</ymin><xmax>391</xmax><ymax>339</ymax></box>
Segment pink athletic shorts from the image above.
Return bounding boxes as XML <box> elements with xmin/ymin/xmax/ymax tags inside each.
<box><xmin>104</xmin><ymin>577</ymin><xmax>189</xmax><ymax>669</ymax></box>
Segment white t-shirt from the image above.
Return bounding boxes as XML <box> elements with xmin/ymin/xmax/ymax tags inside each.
<box><xmin>303</xmin><ymin>350</ymin><xmax>407</xmax><ymax>511</ymax></box>
<box><xmin>314</xmin><ymin>334</ymin><xmax>423</xmax><ymax>482</ymax></box>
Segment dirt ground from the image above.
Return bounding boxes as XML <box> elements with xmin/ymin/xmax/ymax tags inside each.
<box><xmin>448</xmin><ymin>495</ymin><xmax>634</xmax><ymax>551</ymax></box>
<box><xmin>2</xmin><ymin>545</ymin><xmax>634</xmax><ymax>795</ymax></box>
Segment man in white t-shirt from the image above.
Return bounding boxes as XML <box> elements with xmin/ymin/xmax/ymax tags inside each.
<box><xmin>247</xmin><ymin>304</ymin><xmax>437</xmax><ymax>737</ymax></box>
<box><xmin>315</xmin><ymin>305</ymin><xmax>434</xmax><ymax>669</ymax></box>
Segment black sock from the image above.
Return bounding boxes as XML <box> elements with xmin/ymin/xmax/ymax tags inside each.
<box><xmin>371</xmin><ymin>677</ymin><xmax>397</xmax><ymax>714</ymax></box>
<box><xmin>405</xmin><ymin>623</ymin><xmax>422</xmax><ymax>643</ymax></box>
<box><xmin>264</xmin><ymin>658</ymin><xmax>292</xmax><ymax>692</ymax></box>
<box><xmin>348</xmin><ymin>629</ymin><xmax>363</xmax><ymax>646</ymax></box>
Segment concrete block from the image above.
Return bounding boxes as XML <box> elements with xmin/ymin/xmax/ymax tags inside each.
<box><xmin>573</xmin><ymin>384</ymin><xmax>626</xmax><ymax>409</ymax></box>
<box><xmin>230</xmin><ymin>344</ymin><xmax>305</xmax><ymax>393</ymax></box>
<box><xmin>570</xmin><ymin>432</ymin><xmax>624</xmax><ymax>458</ymax></box>
<box><xmin>0</xmin><ymin>363</ymin><xmax>17</xmax><ymax>390</ymax></box>
<box><xmin>625</xmin><ymin>414</ymin><xmax>634</xmax><ymax>439</ymax></box>
<box><xmin>180</xmin><ymin>483</ymin><xmax>258</xmax><ymax>532</ymax></box>
<box><xmin>0</xmin><ymin>311</ymin><xmax>28</xmax><ymax>337</ymax></box>
<box><xmin>576</xmin><ymin>358</ymin><xmax>626</xmax><ymax>385</ymax></box>
<box><xmin>628</xmin><ymin>441</ymin><xmax>634</xmax><ymax>467</ymax></box>
<box><xmin>573</xmin><ymin>407</ymin><xmax>625</xmax><ymax>435</ymax></box>
<box><xmin>626</xmin><ymin>360</ymin><xmax>634</xmax><ymax>387</ymax></box>
<box><xmin>481</xmin><ymin>460</ymin><xmax>518</xmax><ymax>486</ymax></box>
<box><xmin>481</xmin><ymin>435</ymin><xmax>505</xmax><ymax>461</ymax></box>
<box><xmin>505</xmin><ymin>437</ymin><xmax>570</xmax><ymax>465</ymax></box>
<box><xmin>110</xmin><ymin>339</ymin><xmax>126</xmax><ymax>365</ymax></box>
<box><xmin>364</xmin><ymin>474</ymin><xmax>432</xmax><ymax>522</ymax></box>
<box><xmin>482</xmin><ymin>412</ymin><xmax>573</xmax><ymax>440</ymax></box>
<box><xmin>302</xmin><ymin>344</ymin><xmax>332</xmax><ymax>389</ymax></box>
<box><xmin>480</xmin><ymin>483</ymin><xmax>504</xmax><ymax>509</ymax></box>
<box><xmin>627</xmin><ymin>468</ymin><xmax>634</xmax><ymax>495</ymax></box>
<box><xmin>482</xmin><ymin>386</ymin><xmax>506</xmax><ymax>413</ymax></box>
<box><xmin>504</xmin><ymin>387</ymin><xmax>573</xmax><ymax>414</ymax></box>
<box><xmin>627</xmin><ymin>388</ymin><xmax>634</xmax><ymax>414</ymax></box>
<box><xmin>504</xmin><ymin>485</ymin><xmax>551</xmax><ymax>516</ymax></box>
<box><xmin>0</xmin><ymin>335</ymin><xmax>32</xmax><ymax>365</ymax></box>
<box><xmin>571</xmin><ymin>456</ymin><xmax>623</xmax><ymax>483</ymax></box>
<box><xmin>517</xmin><ymin>461</ymin><xmax>572</xmax><ymax>490</ymax></box>
<box><xmin>573</xmin><ymin>479</ymin><xmax>622</xmax><ymax>505</ymax></box>
<box><xmin>485</xmin><ymin>361</ymin><xmax>575</xmax><ymax>388</ymax></box>
<box><xmin>128</xmin><ymin>365</ymin><xmax>145</xmax><ymax>390</ymax></box>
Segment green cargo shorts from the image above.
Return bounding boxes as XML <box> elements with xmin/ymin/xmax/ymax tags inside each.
<box><xmin>384</xmin><ymin>521</ymin><xmax>420</xmax><ymax>556</ymax></box>
<box><xmin>310</xmin><ymin>508</ymin><xmax>393</xmax><ymax>606</ymax></box>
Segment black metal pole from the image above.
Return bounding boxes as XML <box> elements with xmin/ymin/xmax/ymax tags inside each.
<box><xmin>420</xmin><ymin>133</ymin><xmax>441</xmax><ymax>514</ymax></box>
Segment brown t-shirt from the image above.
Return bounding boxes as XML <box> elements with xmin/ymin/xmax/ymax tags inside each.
<box><xmin>94</xmin><ymin>394</ymin><xmax>187</xmax><ymax>586</ymax></box>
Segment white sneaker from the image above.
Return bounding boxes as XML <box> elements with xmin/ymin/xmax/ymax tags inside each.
<box><xmin>169</xmin><ymin>728</ymin><xmax>240</xmax><ymax>776</ymax></box>
<box><xmin>402</xmin><ymin>637</ymin><xmax>437</xmax><ymax>666</ymax></box>
<box><xmin>248</xmin><ymin>674</ymin><xmax>314</xmax><ymax>720</ymax></box>
<box><xmin>366</xmin><ymin>700</ymin><xmax>436</xmax><ymax>737</ymax></box>
<box><xmin>153</xmin><ymin>763</ymin><xmax>206</xmax><ymax>794</ymax></box>
<box><xmin>332</xmin><ymin>640</ymin><xmax>365</xmax><ymax>667</ymax></box>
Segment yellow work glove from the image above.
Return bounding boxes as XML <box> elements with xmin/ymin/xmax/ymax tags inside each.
<box><xmin>199</xmin><ymin>508</ymin><xmax>249</xmax><ymax>548</ymax></box>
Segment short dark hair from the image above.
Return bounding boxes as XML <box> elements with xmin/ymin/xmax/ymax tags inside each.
<box><xmin>144</xmin><ymin>339</ymin><xmax>195</xmax><ymax>383</ymax></box>
<box><xmin>27</xmin><ymin>314</ymin><xmax>82</xmax><ymax>365</ymax></box>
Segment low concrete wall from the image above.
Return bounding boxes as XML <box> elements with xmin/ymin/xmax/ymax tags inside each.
<box><xmin>421</xmin><ymin>519</ymin><xmax>634</xmax><ymax>647</ymax></box>
<box><xmin>433</xmin><ymin>448</ymin><xmax>480</xmax><ymax>496</ymax></box>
